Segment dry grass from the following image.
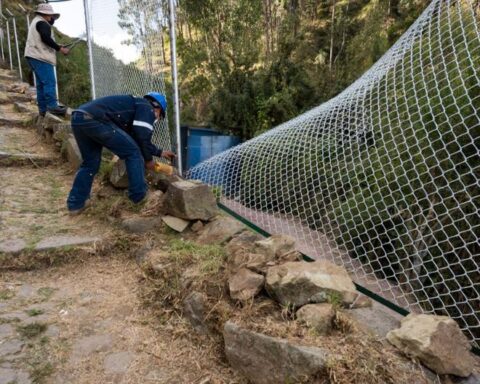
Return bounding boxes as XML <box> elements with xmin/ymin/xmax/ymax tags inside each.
<box><xmin>138</xmin><ymin>233</ymin><xmax>437</xmax><ymax>384</ymax></box>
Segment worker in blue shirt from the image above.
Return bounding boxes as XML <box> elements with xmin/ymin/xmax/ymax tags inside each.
<box><xmin>66</xmin><ymin>92</ymin><xmax>176</xmax><ymax>215</ymax></box>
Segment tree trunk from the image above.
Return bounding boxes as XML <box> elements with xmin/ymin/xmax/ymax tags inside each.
<box><xmin>329</xmin><ymin>0</ymin><xmax>336</xmax><ymax>71</ymax></box>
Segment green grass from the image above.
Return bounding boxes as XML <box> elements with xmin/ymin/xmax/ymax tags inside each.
<box><xmin>26</xmin><ymin>309</ymin><xmax>45</xmax><ymax>317</ymax></box>
<box><xmin>16</xmin><ymin>322</ymin><xmax>48</xmax><ymax>339</ymax></box>
<box><xmin>98</xmin><ymin>160</ymin><xmax>114</xmax><ymax>182</ymax></box>
<box><xmin>0</xmin><ymin>289</ymin><xmax>15</xmax><ymax>300</ymax></box>
<box><xmin>37</xmin><ymin>287</ymin><xmax>56</xmax><ymax>301</ymax></box>
<box><xmin>30</xmin><ymin>361</ymin><xmax>54</xmax><ymax>384</ymax></box>
<box><xmin>168</xmin><ymin>238</ymin><xmax>226</xmax><ymax>275</ymax></box>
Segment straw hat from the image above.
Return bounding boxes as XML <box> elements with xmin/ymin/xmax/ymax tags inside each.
<box><xmin>35</xmin><ymin>3</ymin><xmax>61</xmax><ymax>20</ymax></box>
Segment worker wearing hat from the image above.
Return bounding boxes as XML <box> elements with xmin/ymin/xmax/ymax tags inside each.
<box><xmin>24</xmin><ymin>3</ymin><xmax>70</xmax><ymax>117</ymax></box>
<box><xmin>66</xmin><ymin>93</ymin><xmax>176</xmax><ymax>215</ymax></box>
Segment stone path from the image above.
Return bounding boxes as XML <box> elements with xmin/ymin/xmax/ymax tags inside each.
<box><xmin>1</xmin><ymin>257</ymin><xmax>243</xmax><ymax>384</ymax></box>
<box><xmin>0</xmin><ymin>67</ymin><xmax>243</xmax><ymax>383</ymax></box>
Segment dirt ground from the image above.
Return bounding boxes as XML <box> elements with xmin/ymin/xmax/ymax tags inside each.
<box><xmin>1</xmin><ymin>255</ymin><xmax>245</xmax><ymax>384</ymax></box>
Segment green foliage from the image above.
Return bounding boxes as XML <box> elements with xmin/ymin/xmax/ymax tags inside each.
<box><xmin>169</xmin><ymin>238</ymin><xmax>226</xmax><ymax>274</ymax></box>
<box><xmin>26</xmin><ymin>309</ymin><xmax>45</xmax><ymax>317</ymax></box>
<box><xmin>174</xmin><ymin>0</ymin><xmax>430</xmax><ymax>138</ymax></box>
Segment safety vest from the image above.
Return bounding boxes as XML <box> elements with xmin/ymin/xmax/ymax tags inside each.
<box><xmin>24</xmin><ymin>15</ymin><xmax>57</xmax><ymax>65</ymax></box>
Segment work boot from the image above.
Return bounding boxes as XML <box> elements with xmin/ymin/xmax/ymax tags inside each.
<box><xmin>68</xmin><ymin>199</ymin><xmax>91</xmax><ymax>216</ymax></box>
<box><xmin>47</xmin><ymin>105</ymin><xmax>67</xmax><ymax>116</ymax></box>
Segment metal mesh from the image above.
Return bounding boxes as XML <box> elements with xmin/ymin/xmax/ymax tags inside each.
<box><xmin>187</xmin><ymin>0</ymin><xmax>480</xmax><ymax>348</ymax></box>
<box><xmin>87</xmin><ymin>0</ymin><xmax>172</xmax><ymax>152</ymax></box>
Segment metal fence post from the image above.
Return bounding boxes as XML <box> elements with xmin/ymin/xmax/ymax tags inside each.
<box><xmin>6</xmin><ymin>9</ymin><xmax>21</xmax><ymax>81</ymax></box>
<box><xmin>83</xmin><ymin>0</ymin><xmax>96</xmax><ymax>99</ymax></box>
<box><xmin>0</xmin><ymin>25</ymin><xmax>5</xmax><ymax>62</ymax></box>
<box><xmin>168</xmin><ymin>0</ymin><xmax>182</xmax><ymax>175</ymax></box>
<box><xmin>3</xmin><ymin>15</ymin><xmax>12</xmax><ymax>70</ymax></box>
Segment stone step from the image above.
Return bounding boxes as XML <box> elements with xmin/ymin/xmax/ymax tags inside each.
<box><xmin>0</xmin><ymin>73</ymin><xmax>17</xmax><ymax>82</ymax></box>
<box><xmin>5</xmin><ymin>92</ymin><xmax>33</xmax><ymax>104</ymax></box>
<box><xmin>0</xmin><ymin>235</ymin><xmax>104</xmax><ymax>269</ymax></box>
<box><xmin>0</xmin><ymin>115</ymin><xmax>34</xmax><ymax>126</ymax></box>
<box><xmin>13</xmin><ymin>102</ymin><xmax>36</xmax><ymax>114</ymax></box>
<box><xmin>0</xmin><ymin>150</ymin><xmax>58</xmax><ymax>167</ymax></box>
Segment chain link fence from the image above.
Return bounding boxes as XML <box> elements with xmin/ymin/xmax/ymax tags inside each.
<box><xmin>187</xmin><ymin>0</ymin><xmax>480</xmax><ymax>348</ymax></box>
<box><xmin>87</xmin><ymin>0</ymin><xmax>172</xmax><ymax>153</ymax></box>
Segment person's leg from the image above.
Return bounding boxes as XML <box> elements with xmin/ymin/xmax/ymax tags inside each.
<box><xmin>40</xmin><ymin>62</ymin><xmax>59</xmax><ymax>112</ymax></box>
<box><xmin>98</xmin><ymin>126</ymin><xmax>147</xmax><ymax>203</ymax></box>
<box><xmin>66</xmin><ymin>117</ymin><xmax>103</xmax><ymax>211</ymax></box>
<box><xmin>26</xmin><ymin>58</ymin><xmax>47</xmax><ymax>115</ymax></box>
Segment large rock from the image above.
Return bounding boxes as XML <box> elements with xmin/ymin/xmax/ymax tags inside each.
<box><xmin>183</xmin><ymin>291</ymin><xmax>209</xmax><ymax>334</ymax></box>
<box><xmin>65</xmin><ymin>136</ymin><xmax>82</xmax><ymax>169</ymax></box>
<box><xmin>226</xmin><ymin>231</ymin><xmax>263</xmax><ymax>257</ymax></box>
<box><xmin>110</xmin><ymin>158</ymin><xmax>129</xmax><ymax>189</ymax></box>
<box><xmin>196</xmin><ymin>216</ymin><xmax>245</xmax><ymax>245</ymax></box>
<box><xmin>386</xmin><ymin>314</ymin><xmax>476</xmax><ymax>377</ymax></box>
<box><xmin>296</xmin><ymin>304</ymin><xmax>335</xmax><ymax>335</ymax></box>
<box><xmin>254</xmin><ymin>234</ymin><xmax>296</xmax><ymax>259</ymax></box>
<box><xmin>224</xmin><ymin>321</ymin><xmax>328</xmax><ymax>384</ymax></box>
<box><xmin>52</xmin><ymin>123</ymin><xmax>72</xmax><ymax>143</ymax></box>
<box><xmin>226</xmin><ymin>233</ymin><xmax>301</xmax><ymax>273</ymax></box>
<box><xmin>162</xmin><ymin>215</ymin><xmax>190</xmax><ymax>232</ymax></box>
<box><xmin>228</xmin><ymin>268</ymin><xmax>265</xmax><ymax>301</ymax></box>
<box><xmin>265</xmin><ymin>261</ymin><xmax>357</xmax><ymax>307</ymax></box>
<box><xmin>165</xmin><ymin>180</ymin><xmax>218</xmax><ymax>220</ymax></box>
<box><xmin>229</xmin><ymin>252</ymin><xmax>273</xmax><ymax>274</ymax></box>
<box><xmin>42</xmin><ymin>112</ymin><xmax>64</xmax><ymax>131</ymax></box>
<box><xmin>148</xmin><ymin>171</ymin><xmax>181</xmax><ymax>192</ymax></box>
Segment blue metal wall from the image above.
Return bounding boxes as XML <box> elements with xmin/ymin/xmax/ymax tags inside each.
<box><xmin>181</xmin><ymin>126</ymin><xmax>241</xmax><ymax>171</ymax></box>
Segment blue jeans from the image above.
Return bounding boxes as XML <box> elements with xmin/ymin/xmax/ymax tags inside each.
<box><xmin>26</xmin><ymin>57</ymin><xmax>58</xmax><ymax>114</ymax></box>
<box><xmin>67</xmin><ymin>112</ymin><xmax>147</xmax><ymax>211</ymax></box>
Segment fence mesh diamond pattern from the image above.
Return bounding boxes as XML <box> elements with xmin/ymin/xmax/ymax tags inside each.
<box><xmin>187</xmin><ymin>0</ymin><xmax>480</xmax><ymax>348</ymax></box>
<box><xmin>88</xmin><ymin>0</ymin><xmax>172</xmax><ymax>153</ymax></box>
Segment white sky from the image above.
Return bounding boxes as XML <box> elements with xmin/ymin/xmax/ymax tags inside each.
<box><xmin>52</xmin><ymin>0</ymin><xmax>140</xmax><ymax>64</ymax></box>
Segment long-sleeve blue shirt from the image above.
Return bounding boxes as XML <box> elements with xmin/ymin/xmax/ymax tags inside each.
<box><xmin>78</xmin><ymin>95</ymin><xmax>163</xmax><ymax>162</ymax></box>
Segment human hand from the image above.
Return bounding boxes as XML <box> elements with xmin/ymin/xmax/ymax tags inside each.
<box><xmin>161</xmin><ymin>150</ymin><xmax>176</xmax><ymax>162</ymax></box>
<box><xmin>145</xmin><ymin>160</ymin><xmax>156</xmax><ymax>170</ymax></box>
<box><xmin>60</xmin><ymin>47</ymin><xmax>70</xmax><ymax>56</ymax></box>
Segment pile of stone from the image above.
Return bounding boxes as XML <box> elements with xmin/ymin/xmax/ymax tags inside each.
<box><xmin>178</xmin><ymin>227</ymin><xmax>478</xmax><ymax>383</ymax></box>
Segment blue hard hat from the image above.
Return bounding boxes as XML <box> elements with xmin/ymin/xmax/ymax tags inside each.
<box><xmin>144</xmin><ymin>92</ymin><xmax>167</xmax><ymax>117</ymax></box>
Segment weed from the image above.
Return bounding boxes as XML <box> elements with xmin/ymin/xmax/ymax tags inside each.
<box><xmin>327</xmin><ymin>291</ymin><xmax>343</xmax><ymax>308</ymax></box>
<box><xmin>17</xmin><ymin>322</ymin><xmax>48</xmax><ymax>338</ymax></box>
<box><xmin>0</xmin><ymin>289</ymin><xmax>15</xmax><ymax>300</ymax></box>
<box><xmin>26</xmin><ymin>309</ymin><xmax>45</xmax><ymax>317</ymax></box>
<box><xmin>0</xmin><ymin>317</ymin><xmax>20</xmax><ymax>325</ymax></box>
<box><xmin>169</xmin><ymin>239</ymin><xmax>226</xmax><ymax>275</ymax></box>
<box><xmin>37</xmin><ymin>287</ymin><xmax>56</xmax><ymax>300</ymax></box>
<box><xmin>98</xmin><ymin>160</ymin><xmax>114</xmax><ymax>182</ymax></box>
<box><xmin>48</xmin><ymin>177</ymin><xmax>63</xmax><ymax>202</ymax></box>
<box><xmin>30</xmin><ymin>361</ymin><xmax>54</xmax><ymax>384</ymax></box>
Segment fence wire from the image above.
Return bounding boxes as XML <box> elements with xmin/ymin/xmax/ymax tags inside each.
<box><xmin>88</xmin><ymin>0</ymin><xmax>172</xmax><ymax>153</ymax></box>
<box><xmin>187</xmin><ymin>0</ymin><xmax>480</xmax><ymax>348</ymax></box>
